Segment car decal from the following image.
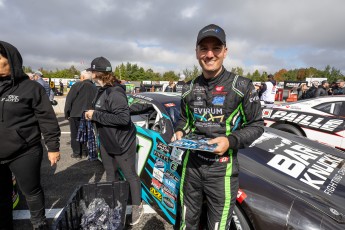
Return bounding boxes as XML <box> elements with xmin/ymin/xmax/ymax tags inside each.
<box><xmin>263</xmin><ymin>109</ymin><xmax>344</xmax><ymax>133</ymax></box>
<box><xmin>250</xmin><ymin>132</ymin><xmax>345</xmax><ymax>197</ymax></box>
<box><xmin>136</xmin><ymin>128</ymin><xmax>181</xmax><ymax>225</ymax></box>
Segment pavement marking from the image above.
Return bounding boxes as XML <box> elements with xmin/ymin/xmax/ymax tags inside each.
<box><xmin>13</xmin><ymin>205</ymin><xmax>156</xmax><ymax>220</ymax></box>
<box><xmin>61</xmin><ymin>132</ymin><xmax>71</xmax><ymax>134</ymax></box>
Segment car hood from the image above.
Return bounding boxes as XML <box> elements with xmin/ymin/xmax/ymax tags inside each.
<box><xmin>239</xmin><ymin>127</ymin><xmax>345</xmax><ymax>223</ymax></box>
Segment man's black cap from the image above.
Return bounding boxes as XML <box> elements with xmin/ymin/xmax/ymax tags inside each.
<box><xmin>87</xmin><ymin>56</ymin><xmax>112</xmax><ymax>72</ymax></box>
<box><xmin>196</xmin><ymin>24</ymin><xmax>226</xmax><ymax>46</ymax></box>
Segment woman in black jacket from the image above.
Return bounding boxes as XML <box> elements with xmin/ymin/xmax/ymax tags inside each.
<box><xmin>84</xmin><ymin>57</ymin><xmax>142</xmax><ymax>225</ymax></box>
<box><xmin>0</xmin><ymin>41</ymin><xmax>61</xmax><ymax>229</ymax></box>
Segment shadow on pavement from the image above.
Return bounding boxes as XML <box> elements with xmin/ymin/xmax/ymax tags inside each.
<box><xmin>41</xmin><ymin>159</ymin><xmax>105</xmax><ymax>209</ymax></box>
<box><xmin>141</xmin><ymin>216</ymin><xmax>167</xmax><ymax>229</ymax></box>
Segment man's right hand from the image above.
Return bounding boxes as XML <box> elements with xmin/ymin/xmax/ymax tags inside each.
<box><xmin>171</xmin><ymin>131</ymin><xmax>183</xmax><ymax>142</ymax></box>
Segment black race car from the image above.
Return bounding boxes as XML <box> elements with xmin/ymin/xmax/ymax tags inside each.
<box><xmin>129</xmin><ymin>92</ymin><xmax>345</xmax><ymax>229</ymax></box>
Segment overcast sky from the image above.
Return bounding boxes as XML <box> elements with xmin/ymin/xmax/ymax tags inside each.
<box><xmin>1</xmin><ymin>0</ymin><xmax>345</xmax><ymax>75</ymax></box>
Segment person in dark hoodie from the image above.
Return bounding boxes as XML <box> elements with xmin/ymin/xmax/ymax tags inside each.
<box><xmin>64</xmin><ymin>70</ymin><xmax>97</xmax><ymax>159</ymax></box>
<box><xmin>84</xmin><ymin>57</ymin><xmax>142</xmax><ymax>226</ymax></box>
<box><xmin>314</xmin><ymin>80</ymin><xmax>329</xmax><ymax>97</ymax></box>
<box><xmin>0</xmin><ymin>41</ymin><xmax>61</xmax><ymax>229</ymax></box>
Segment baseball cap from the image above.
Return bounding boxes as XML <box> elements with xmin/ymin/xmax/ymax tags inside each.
<box><xmin>196</xmin><ymin>24</ymin><xmax>226</xmax><ymax>46</ymax></box>
<box><xmin>336</xmin><ymin>79</ymin><xmax>344</xmax><ymax>83</ymax></box>
<box><xmin>87</xmin><ymin>56</ymin><xmax>112</xmax><ymax>72</ymax></box>
<box><xmin>34</xmin><ymin>71</ymin><xmax>43</xmax><ymax>77</ymax></box>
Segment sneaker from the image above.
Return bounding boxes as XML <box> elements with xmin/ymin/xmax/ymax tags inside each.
<box><xmin>32</xmin><ymin>220</ymin><xmax>49</xmax><ymax>230</ymax></box>
<box><xmin>130</xmin><ymin>203</ymin><xmax>143</xmax><ymax>225</ymax></box>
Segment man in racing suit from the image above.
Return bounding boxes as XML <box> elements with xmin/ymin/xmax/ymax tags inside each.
<box><xmin>173</xmin><ymin>24</ymin><xmax>264</xmax><ymax>230</ymax></box>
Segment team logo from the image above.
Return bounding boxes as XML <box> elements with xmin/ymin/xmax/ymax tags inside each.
<box><xmin>153</xmin><ymin>167</ymin><xmax>164</xmax><ymax>182</ymax></box>
<box><xmin>151</xmin><ymin>178</ymin><xmax>162</xmax><ymax>189</ymax></box>
<box><xmin>163</xmin><ymin>178</ymin><xmax>177</xmax><ymax>191</ymax></box>
<box><xmin>219</xmin><ymin>156</ymin><xmax>229</xmax><ymax>163</ymax></box>
<box><xmin>170</xmin><ymin>147</ymin><xmax>184</xmax><ymax>164</ymax></box>
<box><xmin>164</xmin><ymin>103</ymin><xmax>176</xmax><ymax>107</ymax></box>
<box><xmin>262</xmin><ymin>109</ymin><xmax>272</xmax><ymax>118</ymax></box>
<box><xmin>156</xmin><ymin>141</ymin><xmax>170</xmax><ymax>154</ymax></box>
<box><xmin>162</xmin><ymin>196</ymin><xmax>175</xmax><ymax>209</ymax></box>
<box><xmin>236</xmin><ymin>189</ymin><xmax>247</xmax><ymax>204</ymax></box>
<box><xmin>170</xmin><ymin>162</ymin><xmax>179</xmax><ymax>171</ymax></box>
<box><xmin>212</xmin><ymin>96</ymin><xmax>225</xmax><ymax>106</ymax></box>
<box><xmin>2</xmin><ymin>95</ymin><xmax>19</xmax><ymax>102</ymax></box>
<box><xmin>215</xmin><ymin>86</ymin><xmax>224</xmax><ymax>92</ymax></box>
<box><xmin>153</xmin><ymin>150</ymin><xmax>170</xmax><ymax>163</ymax></box>
<box><xmin>154</xmin><ymin>160</ymin><xmax>165</xmax><ymax>171</ymax></box>
<box><xmin>150</xmin><ymin>187</ymin><xmax>162</xmax><ymax>201</ymax></box>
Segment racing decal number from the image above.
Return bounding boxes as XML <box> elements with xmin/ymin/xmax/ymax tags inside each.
<box><xmin>136</xmin><ymin>135</ymin><xmax>153</xmax><ymax>175</ymax></box>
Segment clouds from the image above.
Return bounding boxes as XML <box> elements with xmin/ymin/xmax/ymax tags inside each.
<box><xmin>1</xmin><ymin>0</ymin><xmax>345</xmax><ymax>75</ymax></box>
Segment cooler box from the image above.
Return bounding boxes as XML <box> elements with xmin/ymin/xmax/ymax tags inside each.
<box><xmin>52</xmin><ymin>181</ymin><xmax>129</xmax><ymax>230</ymax></box>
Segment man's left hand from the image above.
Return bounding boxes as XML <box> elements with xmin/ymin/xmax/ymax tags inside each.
<box><xmin>208</xmin><ymin>137</ymin><xmax>229</xmax><ymax>156</ymax></box>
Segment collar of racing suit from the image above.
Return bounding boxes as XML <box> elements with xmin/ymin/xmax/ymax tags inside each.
<box><xmin>200</xmin><ymin>66</ymin><xmax>227</xmax><ymax>89</ymax></box>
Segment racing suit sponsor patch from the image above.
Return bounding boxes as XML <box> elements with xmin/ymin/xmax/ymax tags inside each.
<box><xmin>212</xmin><ymin>96</ymin><xmax>225</xmax><ymax>106</ymax></box>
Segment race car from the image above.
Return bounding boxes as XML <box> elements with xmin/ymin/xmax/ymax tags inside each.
<box><xmin>262</xmin><ymin>95</ymin><xmax>345</xmax><ymax>151</ymax></box>
<box><xmin>129</xmin><ymin>92</ymin><xmax>345</xmax><ymax>229</ymax></box>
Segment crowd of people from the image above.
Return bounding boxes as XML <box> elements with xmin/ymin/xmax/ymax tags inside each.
<box><xmin>297</xmin><ymin>79</ymin><xmax>345</xmax><ymax>100</ymax></box>
<box><xmin>254</xmin><ymin>77</ymin><xmax>345</xmax><ymax>104</ymax></box>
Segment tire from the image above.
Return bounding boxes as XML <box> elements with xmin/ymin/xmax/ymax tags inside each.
<box><xmin>230</xmin><ymin>204</ymin><xmax>251</xmax><ymax>230</ymax></box>
<box><xmin>198</xmin><ymin>203</ymin><xmax>251</xmax><ymax>230</ymax></box>
<box><xmin>273</xmin><ymin>123</ymin><xmax>303</xmax><ymax>136</ymax></box>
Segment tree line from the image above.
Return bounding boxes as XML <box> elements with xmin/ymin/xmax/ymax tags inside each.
<box><xmin>23</xmin><ymin>63</ymin><xmax>344</xmax><ymax>83</ymax></box>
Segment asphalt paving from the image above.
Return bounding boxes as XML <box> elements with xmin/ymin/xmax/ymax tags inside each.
<box><xmin>13</xmin><ymin>114</ymin><xmax>175</xmax><ymax>230</ymax></box>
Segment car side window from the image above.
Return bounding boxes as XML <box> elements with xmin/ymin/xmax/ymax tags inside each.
<box><xmin>313</xmin><ymin>102</ymin><xmax>345</xmax><ymax>116</ymax></box>
<box><xmin>337</xmin><ymin>102</ymin><xmax>345</xmax><ymax>116</ymax></box>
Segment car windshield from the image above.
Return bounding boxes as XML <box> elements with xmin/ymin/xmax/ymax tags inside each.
<box><xmin>128</xmin><ymin>94</ymin><xmax>181</xmax><ymax>129</ymax></box>
<box><xmin>164</xmin><ymin>104</ymin><xmax>180</xmax><ymax>128</ymax></box>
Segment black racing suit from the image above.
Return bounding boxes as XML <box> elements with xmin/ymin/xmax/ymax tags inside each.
<box><xmin>175</xmin><ymin>68</ymin><xmax>264</xmax><ymax>230</ymax></box>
